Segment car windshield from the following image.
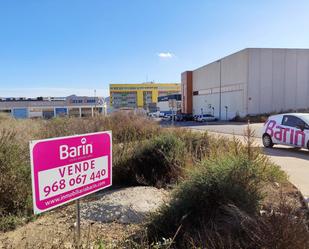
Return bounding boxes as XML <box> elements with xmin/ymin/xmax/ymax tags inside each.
<box><xmin>299</xmin><ymin>114</ymin><xmax>309</xmax><ymax>125</ymax></box>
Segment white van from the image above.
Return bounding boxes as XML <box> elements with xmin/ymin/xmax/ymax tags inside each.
<box><xmin>262</xmin><ymin>113</ymin><xmax>309</xmax><ymax>149</ymax></box>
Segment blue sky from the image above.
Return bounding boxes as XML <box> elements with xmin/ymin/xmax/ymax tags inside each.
<box><xmin>0</xmin><ymin>0</ymin><xmax>308</xmax><ymax>97</ymax></box>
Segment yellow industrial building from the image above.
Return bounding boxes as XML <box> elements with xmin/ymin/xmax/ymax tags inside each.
<box><xmin>109</xmin><ymin>83</ymin><xmax>180</xmax><ymax>110</ymax></box>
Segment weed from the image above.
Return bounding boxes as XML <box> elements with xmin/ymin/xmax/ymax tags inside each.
<box><xmin>0</xmin><ymin>129</ymin><xmax>32</xmax><ymax>218</ymax></box>
<box><xmin>113</xmin><ymin>133</ymin><xmax>186</xmax><ymax>188</ymax></box>
<box><xmin>146</xmin><ymin>151</ymin><xmax>289</xmax><ymax>248</ymax></box>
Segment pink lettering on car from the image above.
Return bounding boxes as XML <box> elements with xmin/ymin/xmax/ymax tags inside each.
<box><xmin>265</xmin><ymin>120</ymin><xmax>305</xmax><ymax>147</ymax></box>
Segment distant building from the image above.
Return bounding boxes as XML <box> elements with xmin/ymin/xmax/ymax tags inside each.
<box><xmin>182</xmin><ymin>48</ymin><xmax>309</xmax><ymax>120</ymax></box>
<box><xmin>109</xmin><ymin>82</ymin><xmax>180</xmax><ymax>111</ymax></box>
<box><xmin>0</xmin><ymin>95</ymin><xmax>105</xmax><ymax>119</ymax></box>
<box><xmin>157</xmin><ymin>94</ymin><xmax>181</xmax><ymax>114</ymax></box>
<box><xmin>104</xmin><ymin>96</ymin><xmax>111</xmax><ymax>113</ymax></box>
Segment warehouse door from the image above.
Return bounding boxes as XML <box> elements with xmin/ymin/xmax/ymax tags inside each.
<box><xmin>55</xmin><ymin>108</ymin><xmax>68</xmax><ymax>117</ymax></box>
<box><xmin>43</xmin><ymin>109</ymin><xmax>55</xmax><ymax>119</ymax></box>
<box><xmin>12</xmin><ymin>108</ymin><xmax>28</xmax><ymax>119</ymax></box>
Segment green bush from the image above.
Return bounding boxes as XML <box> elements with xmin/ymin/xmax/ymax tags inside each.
<box><xmin>168</xmin><ymin>129</ymin><xmax>210</xmax><ymax>162</ymax></box>
<box><xmin>147</xmin><ymin>154</ymin><xmax>271</xmax><ymax>247</ymax></box>
<box><xmin>113</xmin><ymin>133</ymin><xmax>186</xmax><ymax>188</ymax></box>
<box><xmin>0</xmin><ymin>215</ymin><xmax>23</xmax><ymax>232</ymax></box>
<box><xmin>134</xmin><ymin>134</ymin><xmax>186</xmax><ymax>187</ymax></box>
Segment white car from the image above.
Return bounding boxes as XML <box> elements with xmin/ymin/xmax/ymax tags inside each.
<box><xmin>148</xmin><ymin>112</ymin><xmax>157</xmax><ymax>118</ymax></box>
<box><xmin>161</xmin><ymin>114</ymin><xmax>172</xmax><ymax>120</ymax></box>
<box><xmin>159</xmin><ymin>112</ymin><xmax>166</xmax><ymax>118</ymax></box>
<box><xmin>262</xmin><ymin>113</ymin><xmax>309</xmax><ymax>149</ymax></box>
<box><xmin>196</xmin><ymin>114</ymin><xmax>217</xmax><ymax>122</ymax></box>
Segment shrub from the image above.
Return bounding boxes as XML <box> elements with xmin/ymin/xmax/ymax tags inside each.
<box><xmin>0</xmin><ymin>113</ymin><xmax>289</xmax><ymax>237</ymax></box>
<box><xmin>256</xmin><ymin>201</ymin><xmax>309</xmax><ymax>249</ymax></box>
<box><xmin>38</xmin><ymin>113</ymin><xmax>161</xmax><ymax>144</ymax></box>
<box><xmin>133</xmin><ymin>133</ymin><xmax>186</xmax><ymax>187</ymax></box>
<box><xmin>147</xmin><ymin>154</ymin><xmax>274</xmax><ymax>247</ymax></box>
<box><xmin>0</xmin><ymin>129</ymin><xmax>32</xmax><ymax>231</ymax></box>
<box><xmin>39</xmin><ymin>118</ymin><xmax>71</xmax><ymax>138</ymax></box>
<box><xmin>112</xmin><ymin>142</ymin><xmax>140</xmax><ymax>186</ymax></box>
<box><xmin>106</xmin><ymin>112</ymin><xmax>161</xmax><ymax>143</ymax></box>
<box><xmin>38</xmin><ymin>116</ymin><xmax>114</xmax><ymax>139</ymax></box>
<box><xmin>113</xmin><ymin>133</ymin><xmax>186</xmax><ymax>188</ymax></box>
<box><xmin>0</xmin><ymin>215</ymin><xmax>23</xmax><ymax>232</ymax></box>
<box><xmin>167</xmin><ymin>129</ymin><xmax>210</xmax><ymax>162</ymax></box>
<box><xmin>206</xmin><ymin>127</ymin><xmax>287</xmax><ymax>184</ymax></box>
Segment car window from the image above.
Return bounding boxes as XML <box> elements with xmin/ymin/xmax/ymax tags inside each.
<box><xmin>300</xmin><ymin>118</ymin><xmax>309</xmax><ymax>129</ymax></box>
<box><xmin>282</xmin><ymin>115</ymin><xmax>307</xmax><ymax>129</ymax></box>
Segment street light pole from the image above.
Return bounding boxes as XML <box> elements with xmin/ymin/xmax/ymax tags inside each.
<box><xmin>171</xmin><ymin>106</ymin><xmax>174</xmax><ymax>126</ymax></box>
<box><xmin>94</xmin><ymin>89</ymin><xmax>97</xmax><ymax>117</ymax></box>
<box><xmin>218</xmin><ymin>60</ymin><xmax>222</xmax><ymax>120</ymax></box>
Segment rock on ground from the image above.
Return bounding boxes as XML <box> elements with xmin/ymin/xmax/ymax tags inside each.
<box><xmin>81</xmin><ymin>186</ymin><xmax>169</xmax><ymax>224</ymax></box>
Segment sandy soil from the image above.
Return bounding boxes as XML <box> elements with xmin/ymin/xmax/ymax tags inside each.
<box><xmin>0</xmin><ymin>186</ymin><xmax>169</xmax><ymax>249</ymax></box>
<box><xmin>0</xmin><ymin>184</ymin><xmax>306</xmax><ymax>249</ymax></box>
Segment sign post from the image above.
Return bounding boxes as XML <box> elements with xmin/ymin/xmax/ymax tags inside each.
<box><xmin>76</xmin><ymin>199</ymin><xmax>81</xmax><ymax>246</ymax></box>
<box><xmin>30</xmin><ymin>131</ymin><xmax>112</xmax><ymax>245</ymax></box>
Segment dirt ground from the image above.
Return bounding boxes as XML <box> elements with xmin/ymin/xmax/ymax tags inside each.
<box><xmin>262</xmin><ymin>181</ymin><xmax>308</xmax><ymax>212</ymax></box>
<box><xmin>0</xmin><ymin>204</ymin><xmax>140</xmax><ymax>249</ymax></box>
<box><xmin>0</xmin><ymin>187</ymin><xmax>169</xmax><ymax>249</ymax></box>
<box><xmin>0</xmin><ymin>184</ymin><xmax>307</xmax><ymax>249</ymax></box>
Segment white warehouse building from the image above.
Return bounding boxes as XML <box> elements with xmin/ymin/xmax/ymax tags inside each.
<box><xmin>181</xmin><ymin>48</ymin><xmax>309</xmax><ymax>120</ymax></box>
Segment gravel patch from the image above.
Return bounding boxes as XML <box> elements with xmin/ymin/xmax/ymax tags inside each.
<box><xmin>80</xmin><ymin>186</ymin><xmax>169</xmax><ymax>224</ymax></box>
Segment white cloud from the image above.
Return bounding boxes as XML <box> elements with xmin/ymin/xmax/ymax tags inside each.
<box><xmin>157</xmin><ymin>52</ymin><xmax>174</xmax><ymax>58</ymax></box>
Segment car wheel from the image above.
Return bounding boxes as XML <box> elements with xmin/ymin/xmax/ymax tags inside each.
<box><xmin>262</xmin><ymin>134</ymin><xmax>273</xmax><ymax>148</ymax></box>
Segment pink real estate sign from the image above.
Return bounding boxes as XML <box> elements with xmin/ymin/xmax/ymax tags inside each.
<box><xmin>30</xmin><ymin>131</ymin><xmax>112</xmax><ymax>214</ymax></box>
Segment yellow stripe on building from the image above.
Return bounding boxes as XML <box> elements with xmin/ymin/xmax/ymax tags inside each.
<box><xmin>109</xmin><ymin>83</ymin><xmax>180</xmax><ymax>110</ymax></box>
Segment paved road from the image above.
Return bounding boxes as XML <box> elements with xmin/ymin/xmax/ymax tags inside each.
<box><xmin>175</xmin><ymin>121</ymin><xmax>309</xmax><ymax>198</ymax></box>
<box><xmin>165</xmin><ymin>120</ymin><xmax>263</xmax><ymax>137</ymax></box>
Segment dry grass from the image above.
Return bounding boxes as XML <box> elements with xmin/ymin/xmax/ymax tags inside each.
<box><xmin>0</xmin><ymin>113</ymin><xmax>210</xmax><ymax>231</ymax></box>
<box><xmin>145</xmin><ymin>153</ymin><xmax>287</xmax><ymax>248</ymax></box>
<box><xmin>1</xmin><ymin>113</ymin><xmax>305</xmax><ymax>249</ymax></box>
<box><xmin>140</xmin><ymin>126</ymin><xmax>294</xmax><ymax>249</ymax></box>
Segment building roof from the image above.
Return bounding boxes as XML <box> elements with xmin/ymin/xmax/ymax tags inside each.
<box><xmin>190</xmin><ymin>48</ymin><xmax>309</xmax><ymax>72</ymax></box>
<box><xmin>110</xmin><ymin>82</ymin><xmax>180</xmax><ymax>87</ymax></box>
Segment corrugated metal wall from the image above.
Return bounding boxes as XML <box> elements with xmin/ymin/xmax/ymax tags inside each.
<box><xmin>192</xmin><ymin>49</ymin><xmax>248</xmax><ymax>118</ymax></box>
<box><xmin>191</xmin><ymin>48</ymin><xmax>309</xmax><ymax>118</ymax></box>
<box><xmin>247</xmin><ymin>48</ymin><xmax>309</xmax><ymax>115</ymax></box>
